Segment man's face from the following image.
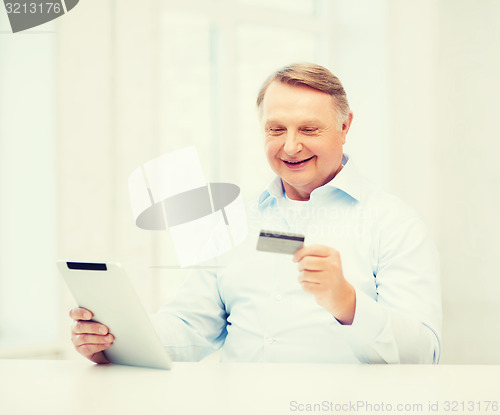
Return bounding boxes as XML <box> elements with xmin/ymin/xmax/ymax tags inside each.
<box><xmin>261</xmin><ymin>81</ymin><xmax>352</xmax><ymax>201</ymax></box>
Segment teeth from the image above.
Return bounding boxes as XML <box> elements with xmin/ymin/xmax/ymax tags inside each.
<box><xmin>285</xmin><ymin>157</ymin><xmax>311</xmax><ymax>164</ymax></box>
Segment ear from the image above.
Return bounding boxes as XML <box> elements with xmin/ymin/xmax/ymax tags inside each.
<box><xmin>342</xmin><ymin>111</ymin><xmax>354</xmax><ymax>133</ymax></box>
<box><xmin>341</xmin><ymin>111</ymin><xmax>354</xmax><ymax>144</ymax></box>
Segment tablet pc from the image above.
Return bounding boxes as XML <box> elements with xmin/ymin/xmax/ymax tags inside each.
<box><xmin>57</xmin><ymin>260</ymin><xmax>172</xmax><ymax>370</ymax></box>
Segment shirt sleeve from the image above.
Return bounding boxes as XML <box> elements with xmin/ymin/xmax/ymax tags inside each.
<box><xmin>344</xmin><ymin>212</ymin><xmax>442</xmax><ymax>364</ymax></box>
<box><xmin>150</xmin><ymin>269</ymin><xmax>228</xmax><ymax>362</ymax></box>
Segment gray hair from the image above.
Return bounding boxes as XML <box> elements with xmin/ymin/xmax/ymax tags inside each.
<box><xmin>256</xmin><ymin>63</ymin><xmax>350</xmax><ymax>130</ymax></box>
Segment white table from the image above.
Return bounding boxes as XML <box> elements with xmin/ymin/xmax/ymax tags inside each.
<box><xmin>0</xmin><ymin>359</ymin><xmax>499</xmax><ymax>415</ymax></box>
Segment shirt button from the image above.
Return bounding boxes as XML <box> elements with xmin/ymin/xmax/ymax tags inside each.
<box><xmin>266</xmin><ymin>337</ymin><xmax>275</xmax><ymax>344</ymax></box>
<box><xmin>275</xmin><ymin>294</ymin><xmax>282</xmax><ymax>301</ymax></box>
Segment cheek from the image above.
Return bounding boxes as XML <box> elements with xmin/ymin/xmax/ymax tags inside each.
<box><xmin>264</xmin><ymin>139</ymin><xmax>281</xmax><ymax>161</ymax></box>
<box><xmin>315</xmin><ymin>139</ymin><xmax>343</xmax><ymax>162</ymax></box>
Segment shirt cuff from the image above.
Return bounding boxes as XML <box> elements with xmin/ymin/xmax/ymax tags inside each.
<box><xmin>349</xmin><ymin>290</ymin><xmax>388</xmax><ymax>342</ymax></box>
<box><xmin>341</xmin><ymin>289</ymin><xmax>400</xmax><ymax>363</ymax></box>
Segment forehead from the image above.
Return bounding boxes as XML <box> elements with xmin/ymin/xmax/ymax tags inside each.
<box><xmin>261</xmin><ymin>81</ymin><xmax>336</xmax><ymax>120</ymax></box>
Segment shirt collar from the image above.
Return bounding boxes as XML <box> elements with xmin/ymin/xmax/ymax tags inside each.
<box><xmin>258</xmin><ymin>154</ymin><xmax>363</xmax><ymax>207</ymax></box>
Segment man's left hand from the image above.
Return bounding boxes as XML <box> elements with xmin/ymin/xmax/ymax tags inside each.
<box><xmin>293</xmin><ymin>244</ymin><xmax>356</xmax><ymax>325</ymax></box>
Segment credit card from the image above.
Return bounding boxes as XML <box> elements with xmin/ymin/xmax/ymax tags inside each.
<box><xmin>256</xmin><ymin>230</ymin><xmax>305</xmax><ymax>255</ymax></box>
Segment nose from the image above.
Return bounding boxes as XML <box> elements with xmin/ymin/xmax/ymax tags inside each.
<box><xmin>283</xmin><ymin>131</ymin><xmax>303</xmax><ymax>156</ymax></box>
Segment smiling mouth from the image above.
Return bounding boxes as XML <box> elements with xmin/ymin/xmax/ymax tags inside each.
<box><xmin>282</xmin><ymin>156</ymin><xmax>314</xmax><ymax>167</ymax></box>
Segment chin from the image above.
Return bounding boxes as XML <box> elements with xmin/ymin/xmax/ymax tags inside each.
<box><xmin>283</xmin><ymin>178</ymin><xmax>312</xmax><ymax>191</ymax></box>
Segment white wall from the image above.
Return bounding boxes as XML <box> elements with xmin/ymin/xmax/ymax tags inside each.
<box><xmin>331</xmin><ymin>0</ymin><xmax>500</xmax><ymax>363</ymax></box>
<box><xmin>330</xmin><ymin>0</ymin><xmax>392</xmax><ymax>189</ymax></box>
<box><xmin>433</xmin><ymin>0</ymin><xmax>500</xmax><ymax>363</ymax></box>
<box><xmin>0</xmin><ymin>15</ymin><xmax>59</xmax><ymax>350</ymax></box>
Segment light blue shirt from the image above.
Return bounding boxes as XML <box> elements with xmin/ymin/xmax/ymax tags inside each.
<box><xmin>152</xmin><ymin>155</ymin><xmax>442</xmax><ymax>364</ymax></box>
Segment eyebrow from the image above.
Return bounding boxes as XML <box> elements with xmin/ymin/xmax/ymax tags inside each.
<box><xmin>263</xmin><ymin>119</ymin><xmax>283</xmax><ymax>125</ymax></box>
<box><xmin>264</xmin><ymin>118</ymin><xmax>324</xmax><ymax>126</ymax></box>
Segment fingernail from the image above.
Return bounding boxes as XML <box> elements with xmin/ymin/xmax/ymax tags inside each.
<box><xmin>99</xmin><ymin>327</ymin><xmax>107</xmax><ymax>334</ymax></box>
<box><xmin>84</xmin><ymin>312</ymin><xmax>91</xmax><ymax>319</ymax></box>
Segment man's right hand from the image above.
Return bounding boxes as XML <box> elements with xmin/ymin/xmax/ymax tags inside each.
<box><xmin>69</xmin><ymin>308</ymin><xmax>114</xmax><ymax>364</ymax></box>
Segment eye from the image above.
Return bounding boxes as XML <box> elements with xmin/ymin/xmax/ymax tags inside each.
<box><xmin>301</xmin><ymin>127</ymin><xmax>319</xmax><ymax>135</ymax></box>
<box><xmin>267</xmin><ymin>127</ymin><xmax>286</xmax><ymax>136</ymax></box>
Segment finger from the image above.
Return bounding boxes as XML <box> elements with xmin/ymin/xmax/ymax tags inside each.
<box><xmin>90</xmin><ymin>351</ymin><xmax>112</xmax><ymax>365</ymax></box>
<box><xmin>72</xmin><ymin>320</ymin><xmax>109</xmax><ymax>335</ymax></box>
<box><xmin>297</xmin><ymin>256</ymin><xmax>325</xmax><ymax>272</ymax></box>
<box><xmin>293</xmin><ymin>246</ymin><xmax>307</xmax><ymax>263</ymax></box>
<box><xmin>69</xmin><ymin>307</ymin><xmax>93</xmax><ymax>321</ymax></box>
<box><xmin>72</xmin><ymin>333</ymin><xmax>114</xmax><ymax>347</ymax></box>
<box><xmin>293</xmin><ymin>244</ymin><xmax>333</xmax><ymax>262</ymax></box>
<box><xmin>298</xmin><ymin>271</ymin><xmax>321</xmax><ymax>285</ymax></box>
<box><xmin>300</xmin><ymin>281</ymin><xmax>321</xmax><ymax>295</ymax></box>
<box><xmin>76</xmin><ymin>342</ymin><xmax>113</xmax><ymax>357</ymax></box>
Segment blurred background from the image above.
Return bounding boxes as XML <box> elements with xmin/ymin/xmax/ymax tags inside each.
<box><xmin>0</xmin><ymin>0</ymin><xmax>499</xmax><ymax>363</ymax></box>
